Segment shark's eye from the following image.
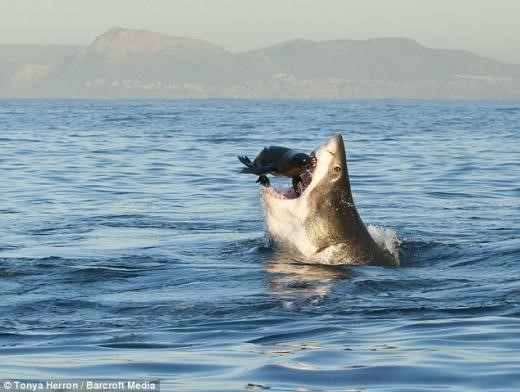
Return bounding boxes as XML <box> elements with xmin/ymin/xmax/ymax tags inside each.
<box><xmin>334</xmin><ymin>165</ymin><xmax>342</xmax><ymax>172</ymax></box>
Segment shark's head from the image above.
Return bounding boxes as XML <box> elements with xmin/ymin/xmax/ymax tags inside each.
<box><xmin>260</xmin><ymin>134</ymin><xmax>356</xmax><ymax>259</ymax></box>
<box><xmin>261</xmin><ymin>134</ymin><xmax>397</xmax><ymax>265</ymax></box>
<box><xmin>306</xmin><ymin>134</ymin><xmax>351</xmax><ymax>197</ymax></box>
<box><xmin>261</xmin><ymin>134</ymin><xmax>352</xmax><ymax>204</ymax></box>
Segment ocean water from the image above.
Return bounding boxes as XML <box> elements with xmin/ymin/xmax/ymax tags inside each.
<box><xmin>0</xmin><ymin>99</ymin><xmax>518</xmax><ymax>391</ymax></box>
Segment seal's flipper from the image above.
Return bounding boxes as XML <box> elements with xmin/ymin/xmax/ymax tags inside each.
<box><xmin>237</xmin><ymin>155</ymin><xmax>254</xmax><ymax>167</ymax></box>
<box><xmin>292</xmin><ymin>175</ymin><xmax>304</xmax><ymax>196</ymax></box>
<box><xmin>238</xmin><ymin>155</ymin><xmax>274</xmax><ymax>175</ymax></box>
<box><xmin>256</xmin><ymin>175</ymin><xmax>270</xmax><ymax>187</ymax></box>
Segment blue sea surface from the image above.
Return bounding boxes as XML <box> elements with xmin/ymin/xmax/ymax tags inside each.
<box><xmin>0</xmin><ymin>99</ymin><xmax>519</xmax><ymax>391</ymax></box>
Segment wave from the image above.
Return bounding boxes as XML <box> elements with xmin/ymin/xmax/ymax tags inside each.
<box><xmin>367</xmin><ymin>225</ymin><xmax>401</xmax><ymax>264</ymax></box>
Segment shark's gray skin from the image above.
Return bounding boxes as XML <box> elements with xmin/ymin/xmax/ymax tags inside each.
<box><xmin>261</xmin><ymin>134</ymin><xmax>396</xmax><ymax>265</ymax></box>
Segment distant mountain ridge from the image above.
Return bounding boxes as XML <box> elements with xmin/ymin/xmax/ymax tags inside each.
<box><xmin>2</xmin><ymin>27</ymin><xmax>520</xmax><ymax>98</ymax></box>
<box><xmin>88</xmin><ymin>27</ymin><xmax>229</xmax><ymax>57</ymax></box>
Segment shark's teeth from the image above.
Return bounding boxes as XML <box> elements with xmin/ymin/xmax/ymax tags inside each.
<box><xmin>301</xmin><ymin>170</ymin><xmax>313</xmax><ymax>188</ymax></box>
<box><xmin>310</xmin><ymin>151</ymin><xmax>317</xmax><ymax>167</ymax></box>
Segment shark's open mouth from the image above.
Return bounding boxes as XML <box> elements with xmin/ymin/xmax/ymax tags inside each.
<box><xmin>263</xmin><ymin>152</ymin><xmax>317</xmax><ymax>200</ymax></box>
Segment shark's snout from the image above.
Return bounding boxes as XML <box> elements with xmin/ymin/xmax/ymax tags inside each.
<box><xmin>325</xmin><ymin>134</ymin><xmax>345</xmax><ymax>156</ymax></box>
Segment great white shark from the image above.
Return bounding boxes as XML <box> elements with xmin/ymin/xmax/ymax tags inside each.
<box><xmin>261</xmin><ymin>134</ymin><xmax>397</xmax><ymax>265</ymax></box>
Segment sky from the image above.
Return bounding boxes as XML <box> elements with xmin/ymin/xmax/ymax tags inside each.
<box><xmin>1</xmin><ymin>0</ymin><xmax>519</xmax><ymax>64</ymax></box>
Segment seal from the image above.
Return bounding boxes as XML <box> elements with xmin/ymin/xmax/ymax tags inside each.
<box><xmin>261</xmin><ymin>134</ymin><xmax>396</xmax><ymax>265</ymax></box>
<box><xmin>238</xmin><ymin>146</ymin><xmax>315</xmax><ymax>195</ymax></box>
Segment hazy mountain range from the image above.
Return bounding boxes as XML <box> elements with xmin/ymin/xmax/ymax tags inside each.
<box><xmin>2</xmin><ymin>27</ymin><xmax>520</xmax><ymax>99</ymax></box>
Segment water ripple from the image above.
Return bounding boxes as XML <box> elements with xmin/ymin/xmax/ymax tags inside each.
<box><xmin>0</xmin><ymin>99</ymin><xmax>518</xmax><ymax>391</ymax></box>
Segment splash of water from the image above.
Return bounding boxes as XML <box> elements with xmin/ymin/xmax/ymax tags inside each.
<box><xmin>368</xmin><ymin>225</ymin><xmax>401</xmax><ymax>265</ymax></box>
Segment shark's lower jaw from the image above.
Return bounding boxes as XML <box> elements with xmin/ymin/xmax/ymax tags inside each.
<box><xmin>260</xmin><ymin>157</ymin><xmax>320</xmax><ymax>260</ymax></box>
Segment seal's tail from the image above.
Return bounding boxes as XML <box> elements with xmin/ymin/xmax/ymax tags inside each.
<box><xmin>237</xmin><ymin>155</ymin><xmax>253</xmax><ymax>168</ymax></box>
<box><xmin>238</xmin><ymin>155</ymin><xmax>271</xmax><ymax>175</ymax></box>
